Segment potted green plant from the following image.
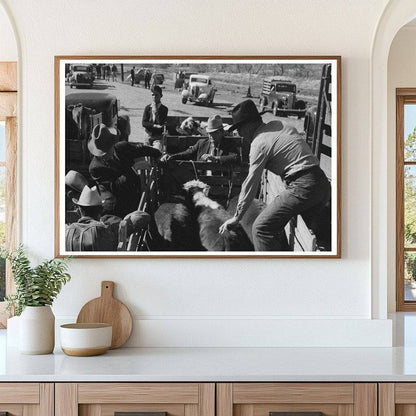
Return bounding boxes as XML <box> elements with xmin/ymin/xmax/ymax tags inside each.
<box><xmin>2</xmin><ymin>245</ymin><xmax>71</xmax><ymax>354</ymax></box>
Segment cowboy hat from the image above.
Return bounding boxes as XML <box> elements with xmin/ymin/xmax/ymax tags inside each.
<box><xmin>88</xmin><ymin>123</ymin><xmax>120</xmax><ymax>157</ymax></box>
<box><xmin>72</xmin><ymin>186</ymin><xmax>103</xmax><ymax>207</ymax></box>
<box><xmin>65</xmin><ymin>170</ymin><xmax>89</xmax><ymax>193</ymax></box>
<box><xmin>205</xmin><ymin>114</ymin><xmax>224</xmax><ymax>133</ymax></box>
<box><xmin>228</xmin><ymin>99</ymin><xmax>264</xmax><ymax>132</ymax></box>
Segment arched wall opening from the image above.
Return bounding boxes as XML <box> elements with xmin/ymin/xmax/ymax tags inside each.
<box><xmin>387</xmin><ymin>19</ymin><xmax>416</xmax><ymax>313</ymax></box>
<box><xmin>371</xmin><ymin>0</ymin><xmax>416</xmax><ymax>319</ymax></box>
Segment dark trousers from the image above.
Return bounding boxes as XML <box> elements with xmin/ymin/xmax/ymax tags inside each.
<box><xmin>252</xmin><ymin>167</ymin><xmax>330</xmax><ymax>251</ymax></box>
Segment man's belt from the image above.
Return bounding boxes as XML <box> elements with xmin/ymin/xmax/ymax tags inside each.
<box><xmin>285</xmin><ymin>165</ymin><xmax>320</xmax><ymax>184</ymax></box>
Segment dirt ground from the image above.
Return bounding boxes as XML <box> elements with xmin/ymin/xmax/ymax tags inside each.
<box><xmin>65</xmin><ymin>77</ymin><xmax>305</xmax><ymax>144</ymax></box>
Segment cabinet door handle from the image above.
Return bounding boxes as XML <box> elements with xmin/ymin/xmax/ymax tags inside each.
<box><xmin>115</xmin><ymin>412</ymin><xmax>168</xmax><ymax>416</ymax></box>
<box><xmin>270</xmin><ymin>413</ymin><xmax>324</xmax><ymax>416</ymax></box>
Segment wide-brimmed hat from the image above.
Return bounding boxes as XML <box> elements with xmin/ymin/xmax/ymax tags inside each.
<box><xmin>88</xmin><ymin>123</ymin><xmax>119</xmax><ymax>157</ymax></box>
<box><xmin>206</xmin><ymin>115</ymin><xmax>223</xmax><ymax>133</ymax></box>
<box><xmin>228</xmin><ymin>100</ymin><xmax>263</xmax><ymax>132</ymax></box>
<box><xmin>125</xmin><ymin>211</ymin><xmax>151</xmax><ymax>230</ymax></box>
<box><xmin>72</xmin><ymin>185</ymin><xmax>103</xmax><ymax>207</ymax></box>
<box><xmin>65</xmin><ymin>170</ymin><xmax>89</xmax><ymax>193</ymax></box>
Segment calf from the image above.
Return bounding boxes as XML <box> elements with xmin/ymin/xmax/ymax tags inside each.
<box><xmin>154</xmin><ymin>202</ymin><xmax>204</xmax><ymax>251</ymax></box>
<box><xmin>177</xmin><ymin>117</ymin><xmax>202</xmax><ymax>136</ymax></box>
<box><xmin>183</xmin><ymin>180</ymin><xmax>253</xmax><ymax>251</ymax></box>
<box><xmin>227</xmin><ymin>196</ymin><xmax>266</xmax><ymax>244</ymax></box>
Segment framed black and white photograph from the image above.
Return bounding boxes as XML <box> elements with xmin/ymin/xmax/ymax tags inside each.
<box><xmin>55</xmin><ymin>56</ymin><xmax>341</xmax><ymax>258</ymax></box>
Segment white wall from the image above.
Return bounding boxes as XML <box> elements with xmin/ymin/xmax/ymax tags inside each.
<box><xmin>0</xmin><ymin>0</ymin><xmax>394</xmax><ymax>346</ymax></box>
<box><xmin>387</xmin><ymin>25</ymin><xmax>416</xmax><ymax>312</ymax></box>
<box><xmin>0</xmin><ymin>3</ymin><xmax>17</xmax><ymax>61</ymax></box>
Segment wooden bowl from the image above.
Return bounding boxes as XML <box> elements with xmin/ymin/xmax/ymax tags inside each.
<box><xmin>60</xmin><ymin>323</ymin><xmax>112</xmax><ymax>356</ymax></box>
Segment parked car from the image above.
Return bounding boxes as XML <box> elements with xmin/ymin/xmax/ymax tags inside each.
<box><xmin>259</xmin><ymin>77</ymin><xmax>306</xmax><ymax>118</ymax></box>
<box><xmin>65</xmin><ymin>91</ymin><xmax>131</xmax><ymax>169</ymax></box>
<box><xmin>181</xmin><ymin>74</ymin><xmax>216</xmax><ymax>105</ymax></box>
<box><xmin>133</xmin><ymin>68</ymin><xmax>147</xmax><ymax>84</ymax></box>
<box><xmin>68</xmin><ymin>65</ymin><xmax>94</xmax><ymax>89</ymax></box>
<box><xmin>152</xmin><ymin>72</ymin><xmax>165</xmax><ymax>87</ymax></box>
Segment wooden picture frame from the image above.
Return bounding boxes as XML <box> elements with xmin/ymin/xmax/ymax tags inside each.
<box><xmin>55</xmin><ymin>56</ymin><xmax>341</xmax><ymax>258</ymax></box>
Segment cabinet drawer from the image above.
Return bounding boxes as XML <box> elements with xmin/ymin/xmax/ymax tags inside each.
<box><xmin>56</xmin><ymin>383</ymin><xmax>215</xmax><ymax>416</ymax></box>
<box><xmin>78</xmin><ymin>383</ymin><xmax>200</xmax><ymax>404</ymax></box>
<box><xmin>217</xmin><ymin>383</ymin><xmax>376</xmax><ymax>416</ymax></box>
<box><xmin>0</xmin><ymin>383</ymin><xmax>39</xmax><ymax>403</ymax></box>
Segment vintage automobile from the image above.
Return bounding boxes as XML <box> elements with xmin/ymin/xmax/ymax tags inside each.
<box><xmin>181</xmin><ymin>74</ymin><xmax>216</xmax><ymax>105</ymax></box>
<box><xmin>68</xmin><ymin>65</ymin><xmax>95</xmax><ymax>89</ymax></box>
<box><xmin>152</xmin><ymin>72</ymin><xmax>164</xmax><ymax>87</ymax></box>
<box><xmin>65</xmin><ymin>91</ymin><xmax>131</xmax><ymax>170</ymax></box>
<box><xmin>134</xmin><ymin>70</ymin><xmax>164</xmax><ymax>87</ymax></box>
<box><xmin>259</xmin><ymin>77</ymin><xmax>306</xmax><ymax>118</ymax></box>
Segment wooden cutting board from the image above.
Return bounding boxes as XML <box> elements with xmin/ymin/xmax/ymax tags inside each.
<box><xmin>76</xmin><ymin>281</ymin><xmax>133</xmax><ymax>349</ymax></box>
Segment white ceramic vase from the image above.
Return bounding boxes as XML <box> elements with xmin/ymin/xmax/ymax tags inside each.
<box><xmin>19</xmin><ymin>305</ymin><xmax>55</xmax><ymax>354</ymax></box>
<box><xmin>6</xmin><ymin>315</ymin><xmax>20</xmax><ymax>347</ymax></box>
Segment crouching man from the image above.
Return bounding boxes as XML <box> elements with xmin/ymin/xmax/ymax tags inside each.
<box><xmin>65</xmin><ymin>185</ymin><xmax>150</xmax><ymax>251</ymax></box>
<box><xmin>88</xmin><ymin>123</ymin><xmax>161</xmax><ymax>218</ymax></box>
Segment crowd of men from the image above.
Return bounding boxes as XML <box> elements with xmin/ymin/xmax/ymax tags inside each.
<box><xmin>65</xmin><ymin>84</ymin><xmax>330</xmax><ymax>252</ymax></box>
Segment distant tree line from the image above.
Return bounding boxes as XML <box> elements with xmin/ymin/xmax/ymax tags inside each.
<box><xmin>116</xmin><ymin>63</ymin><xmax>324</xmax><ymax>80</ymax></box>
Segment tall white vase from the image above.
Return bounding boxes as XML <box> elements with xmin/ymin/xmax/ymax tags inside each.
<box><xmin>6</xmin><ymin>315</ymin><xmax>20</xmax><ymax>347</ymax></box>
<box><xmin>19</xmin><ymin>306</ymin><xmax>55</xmax><ymax>354</ymax></box>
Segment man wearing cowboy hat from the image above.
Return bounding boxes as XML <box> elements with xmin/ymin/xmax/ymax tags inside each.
<box><xmin>65</xmin><ymin>169</ymin><xmax>117</xmax><ymax>219</ymax></box>
<box><xmin>65</xmin><ymin>170</ymin><xmax>89</xmax><ymax>224</ymax></box>
<box><xmin>158</xmin><ymin>115</ymin><xmax>240</xmax><ymax>200</ymax></box>
<box><xmin>65</xmin><ymin>185</ymin><xmax>151</xmax><ymax>252</ymax></box>
<box><xmin>161</xmin><ymin>114</ymin><xmax>239</xmax><ymax>164</ymax></box>
<box><xmin>219</xmin><ymin>99</ymin><xmax>330</xmax><ymax>251</ymax></box>
<box><xmin>88</xmin><ymin>123</ymin><xmax>161</xmax><ymax>218</ymax></box>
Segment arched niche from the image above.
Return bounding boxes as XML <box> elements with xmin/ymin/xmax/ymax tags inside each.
<box><xmin>372</xmin><ymin>0</ymin><xmax>416</xmax><ymax>319</ymax></box>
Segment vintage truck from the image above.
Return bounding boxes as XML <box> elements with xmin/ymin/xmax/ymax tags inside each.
<box><xmin>259</xmin><ymin>77</ymin><xmax>306</xmax><ymax>118</ymax></box>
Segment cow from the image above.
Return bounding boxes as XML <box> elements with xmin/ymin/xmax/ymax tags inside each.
<box><xmin>226</xmin><ymin>196</ymin><xmax>266</xmax><ymax>244</ymax></box>
<box><xmin>183</xmin><ymin>180</ymin><xmax>253</xmax><ymax>251</ymax></box>
<box><xmin>154</xmin><ymin>201</ymin><xmax>204</xmax><ymax>251</ymax></box>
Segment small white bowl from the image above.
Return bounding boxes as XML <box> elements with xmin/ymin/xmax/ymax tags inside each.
<box><xmin>60</xmin><ymin>323</ymin><xmax>112</xmax><ymax>356</ymax></box>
